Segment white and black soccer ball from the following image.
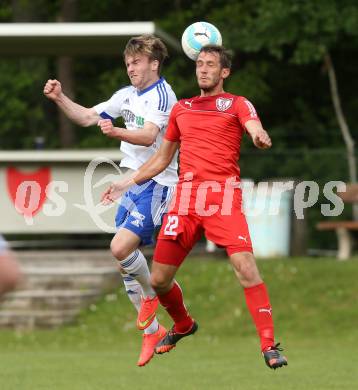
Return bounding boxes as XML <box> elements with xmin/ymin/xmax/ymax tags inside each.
<box><xmin>181</xmin><ymin>22</ymin><xmax>222</xmax><ymax>61</ymax></box>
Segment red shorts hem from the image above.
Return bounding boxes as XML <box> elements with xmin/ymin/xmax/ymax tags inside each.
<box><xmin>226</xmin><ymin>246</ymin><xmax>253</xmax><ymax>256</ymax></box>
<box><xmin>153</xmin><ymin>238</ymin><xmax>190</xmax><ymax>268</ymax></box>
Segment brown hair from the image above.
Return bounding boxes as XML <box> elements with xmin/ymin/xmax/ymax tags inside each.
<box><xmin>124</xmin><ymin>34</ymin><xmax>169</xmax><ymax>74</ymax></box>
<box><xmin>199</xmin><ymin>45</ymin><xmax>233</xmax><ymax>69</ymax></box>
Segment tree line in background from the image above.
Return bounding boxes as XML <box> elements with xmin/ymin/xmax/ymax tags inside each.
<box><xmin>0</xmin><ymin>0</ymin><xmax>357</xmax><ymax>247</ymax></box>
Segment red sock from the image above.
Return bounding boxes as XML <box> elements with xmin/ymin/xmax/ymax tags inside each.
<box><xmin>244</xmin><ymin>282</ymin><xmax>275</xmax><ymax>351</ymax></box>
<box><xmin>158</xmin><ymin>282</ymin><xmax>194</xmax><ymax>333</ymax></box>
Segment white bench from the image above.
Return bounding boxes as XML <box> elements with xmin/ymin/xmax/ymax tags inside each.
<box><xmin>317</xmin><ymin>184</ymin><xmax>358</xmax><ymax>260</ymax></box>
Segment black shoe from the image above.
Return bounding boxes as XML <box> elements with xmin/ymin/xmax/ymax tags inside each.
<box><xmin>263</xmin><ymin>343</ymin><xmax>288</xmax><ymax>369</ymax></box>
<box><xmin>155</xmin><ymin>321</ymin><xmax>198</xmax><ymax>354</ymax></box>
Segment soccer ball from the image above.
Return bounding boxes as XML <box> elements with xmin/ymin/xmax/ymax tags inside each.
<box><xmin>181</xmin><ymin>22</ymin><xmax>222</xmax><ymax>61</ymax></box>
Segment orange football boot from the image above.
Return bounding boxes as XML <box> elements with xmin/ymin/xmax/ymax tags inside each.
<box><xmin>137</xmin><ymin>296</ymin><xmax>159</xmax><ymax>330</ymax></box>
<box><xmin>137</xmin><ymin>324</ymin><xmax>167</xmax><ymax>367</ymax></box>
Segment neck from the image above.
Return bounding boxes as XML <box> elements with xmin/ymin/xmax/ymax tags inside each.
<box><xmin>138</xmin><ymin>75</ymin><xmax>160</xmax><ymax>91</ymax></box>
<box><xmin>200</xmin><ymin>86</ymin><xmax>225</xmax><ymax>97</ymax></box>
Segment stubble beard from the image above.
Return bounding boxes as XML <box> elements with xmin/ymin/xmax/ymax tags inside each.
<box><xmin>198</xmin><ymin>76</ymin><xmax>221</xmax><ymax>94</ymax></box>
<box><xmin>200</xmin><ymin>85</ymin><xmax>216</xmax><ymax>93</ymax></box>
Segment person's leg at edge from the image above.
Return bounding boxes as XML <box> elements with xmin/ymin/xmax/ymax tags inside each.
<box><xmin>0</xmin><ymin>249</ymin><xmax>21</xmax><ymax>296</ymax></box>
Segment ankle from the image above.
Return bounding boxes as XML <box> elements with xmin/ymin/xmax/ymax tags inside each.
<box><xmin>174</xmin><ymin>318</ymin><xmax>194</xmax><ymax>333</ymax></box>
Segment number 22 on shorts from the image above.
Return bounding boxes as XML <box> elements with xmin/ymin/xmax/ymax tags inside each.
<box><xmin>164</xmin><ymin>215</ymin><xmax>178</xmax><ymax>236</ymax></box>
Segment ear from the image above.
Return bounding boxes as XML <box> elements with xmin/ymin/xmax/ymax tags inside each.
<box><xmin>221</xmin><ymin>68</ymin><xmax>230</xmax><ymax>80</ymax></box>
<box><xmin>151</xmin><ymin>60</ymin><xmax>159</xmax><ymax>72</ymax></box>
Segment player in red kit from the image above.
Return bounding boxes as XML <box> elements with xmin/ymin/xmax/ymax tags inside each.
<box><xmin>102</xmin><ymin>45</ymin><xmax>288</xmax><ymax>370</ymax></box>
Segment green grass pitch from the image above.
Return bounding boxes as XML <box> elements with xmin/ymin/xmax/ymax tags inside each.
<box><xmin>0</xmin><ymin>256</ymin><xmax>357</xmax><ymax>389</ymax></box>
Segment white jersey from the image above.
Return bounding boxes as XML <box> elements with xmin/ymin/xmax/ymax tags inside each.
<box><xmin>94</xmin><ymin>77</ymin><xmax>178</xmax><ymax>187</ymax></box>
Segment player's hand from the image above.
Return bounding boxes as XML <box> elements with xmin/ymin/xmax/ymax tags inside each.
<box><xmin>43</xmin><ymin>79</ymin><xmax>62</xmax><ymax>100</ymax></box>
<box><xmin>101</xmin><ymin>182</ymin><xmax>126</xmax><ymax>205</ymax></box>
<box><xmin>98</xmin><ymin>119</ymin><xmax>119</xmax><ymax>138</ymax></box>
<box><xmin>252</xmin><ymin>129</ymin><xmax>272</xmax><ymax>149</ymax></box>
<box><xmin>101</xmin><ymin>177</ymin><xmax>136</xmax><ymax>205</ymax></box>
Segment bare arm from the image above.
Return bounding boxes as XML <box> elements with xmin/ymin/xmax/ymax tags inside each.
<box><xmin>43</xmin><ymin>79</ymin><xmax>100</xmax><ymax>127</ymax></box>
<box><xmin>245</xmin><ymin>120</ymin><xmax>272</xmax><ymax>149</ymax></box>
<box><xmin>133</xmin><ymin>138</ymin><xmax>178</xmax><ymax>182</ymax></box>
<box><xmin>98</xmin><ymin>119</ymin><xmax>159</xmax><ymax>146</ymax></box>
<box><xmin>102</xmin><ymin>139</ymin><xmax>179</xmax><ymax>204</ymax></box>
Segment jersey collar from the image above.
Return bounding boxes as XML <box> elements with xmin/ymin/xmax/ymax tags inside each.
<box><xmin>137</xmin><ymin>77</ymin><xmax>164</xmax><ymax>96</ymax></box>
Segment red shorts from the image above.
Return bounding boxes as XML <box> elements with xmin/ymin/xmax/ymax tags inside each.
<box><xmin>154</xmin><ymin>184</ymin><xmax>253</xmax><ymax>267</ymax></box>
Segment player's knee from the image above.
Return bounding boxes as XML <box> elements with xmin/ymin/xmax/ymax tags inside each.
<box><xmin>110</xmin><ymin>239</ymin><xmax>128</xmax><ymax>261</ymax></box>
<box><xmin>240</xmin><ymin>256</ymin><xmax>258</xmax><ymax>277</ymax></box>
<box><xmin>231</xmin><ymin>252</ymin><xmax>261</xmax><ymax>284</ymax></box>
<box><xmin>150</xmin><ymin>272</ymin><xmax>171</xmax><ymax>292</ymax></box>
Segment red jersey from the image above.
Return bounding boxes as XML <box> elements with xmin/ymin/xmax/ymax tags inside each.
<box><xmin>164</xmin><ymin>93</ymin><xmax>261</xmax><ymax>186</ymax></box>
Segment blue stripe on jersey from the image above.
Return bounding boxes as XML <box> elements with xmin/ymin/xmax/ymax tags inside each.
<box><xmin>137</xmin><ymin>77</ymin><xmax>164</xmax><ymax>96</ymax></box>
<box><xmin>99</xmin><ymin>111</ymin><xmax>114</xmax><ymax>121</ymax></box>
<box><xmin>156</xmin><ymin>85</ymin><xmax>163</xmax><ymax>111</ymax></box>
<box><xmin>158</xmin><ymin>82</ymin><xmax>168</xmax><ymax>112</ymax></box>
<box><xmin>161</xmin><ymin>82</ymin><xmax>168</xmax><ymax>111</ymax></box>
<box><xmin>158</xmin><ymin>83</ymin><xmax>164</xmax><ymax>111</ymax></box>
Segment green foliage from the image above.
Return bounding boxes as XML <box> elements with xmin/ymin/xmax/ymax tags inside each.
<box><xmin>0</xmin><ymin>58</ymin><xmax>58</xmax><ymax>149</ymax></box>
<box><xmin>0</xmin><ymin>0</ymin><xmax>357</xmax><ymax>246</ymax></box>
<box><xmin>0</xmin><ymin>0</ymin><xmax>11</xmax><ymax>21</ymax></box>
<box><xmin>1</xmin><ymin>0</ymin><xmax>357</xmax><ymax>151</ymax></box>
<box><xmin>210</xmin><ymin>0</ymin><xmax>358</xmax><ymax>63</ymax></box>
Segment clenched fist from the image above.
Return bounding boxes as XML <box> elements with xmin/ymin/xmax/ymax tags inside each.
<box><xmin>43</xmin><ymin>79</ymin><xmax>62</xmax><ymax>101</ymax></box>
<box><xmin>252</xmin><ymin>128</ymin><xmax>272</xmax><ymax>149</ymax></box>
<box><xmin>98</xmin><ymin>119</ymin><xmax>119</xmax><ymax>138</ymax></box>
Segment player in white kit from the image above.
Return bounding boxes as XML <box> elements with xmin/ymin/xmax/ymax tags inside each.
<box><xmin>43</xmin><ymin>35</ymin><xmax>178</xmax><ymax>366</ymax></box>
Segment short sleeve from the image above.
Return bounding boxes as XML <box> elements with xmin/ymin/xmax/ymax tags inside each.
<box><xmin>93</xmin><ymin>86</ymin><xmax>131</xmax><ymax>121</ymax></box>
<box><xmin>164</xmin><ymin>104</ymin><xmax>181</xmax><ymax>142</ymax></box>
<box><xmin>235</xmin><ymin>97</ymin><xmax>261</xmax><ymax>128</ymax></box>
<box><xmin>145</xmin><ymin>85</ymin><xmax>177</xmax><ymax>131</ymax></box>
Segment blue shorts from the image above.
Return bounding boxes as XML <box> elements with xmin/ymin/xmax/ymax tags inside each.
<box><xmin>115</xmin><ymin>180</ymin><xmax>175</xmax><ymax>246</ymax></box>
